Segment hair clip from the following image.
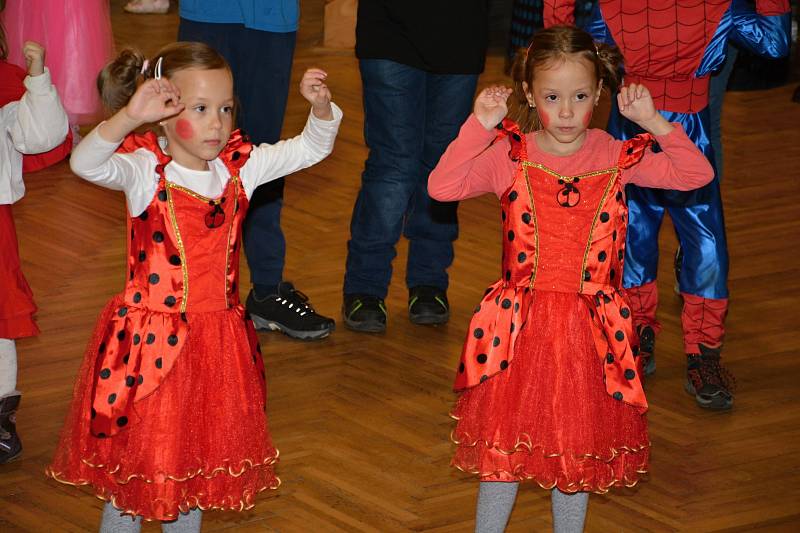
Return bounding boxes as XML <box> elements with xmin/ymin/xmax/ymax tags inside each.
<box><xmin>140</xmin><ymin>59</ymin><xmax>150</xmax><ymax>75</ymax></box>
<box><xmin>594</xmin><ymin>43</ymin><xmax>600</xmax><ymax>56</ymax></box>
<box><xmin>154</xmin><ymin>57</ymin><xmax>163</xmax><ymax>80</ymax></box>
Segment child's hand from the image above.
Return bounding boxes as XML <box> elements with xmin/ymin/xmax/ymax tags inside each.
<box><xmin>617</xmin><ymin>83</ymin><xmax>673</xmax><ymax>136</ymax></box>
<box><xmin>300</xmin><ymin>68</ymin><xmax>333</xmax><ymax>120</ymax></box>
<box><xmin>23</xmin><ymin>41</ymin><xmax>46</xmax><ymax>77</ymax></box>
<box><xmin>124</xmin><ymin>78</ymin><xmax>185</xmax><ymax>126</ymax></box>
<box><xmin>474</xmin><ymin>86</ymin><xmax>513</xmax><ymax>130</ymax></box>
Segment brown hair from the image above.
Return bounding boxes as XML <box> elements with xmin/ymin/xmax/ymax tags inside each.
<box><xmin>510</xmin><ymin>25</ymin><xmax>623</xmax><ymax>132</ymax></box>
<box><xmin>97</xmin><ymin>41</ymin><xmax>231</xmax><ymax>115</ymax></box>
<box><xmin>0</xmin><ymin>0</ymin><xmax>8</xmax><ymax>61</ymax></box>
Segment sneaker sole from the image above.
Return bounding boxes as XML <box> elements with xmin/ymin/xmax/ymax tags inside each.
<box><xmin>409</xmin><ymin>312</ymin><xmax>450</xmax><ymax>326</ymax></box>
<box><xmin>684</xmin><ymin>380</ymin><xmax>733</xmax><ymax>410</ymax></box>
<box><xmin>342</xmin><ymin>314</ymin><xmax>386</xmax><ymax>333</ymax></box>
<box><xmin>250</xmin><ymin>314</ymin><xmax>333</xmax><ymax>341</ymax></box>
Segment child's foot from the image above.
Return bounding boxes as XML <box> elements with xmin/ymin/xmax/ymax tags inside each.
<box><xmin>636</xmin><ymin>324</ymin><xmax>657</xmax><ymax>377</ymax></box>
<box><xmin>408</xmin><ymin>286</ymin><xmax>449</xmax><ymax>325</ymax></box>
<box><xmin>0</xmin><ymin>392</ymin><xmax>22</xmax><ymax>464</ymax></box>
<box><xmin>123</xmin><ymin>0</ymin><xmax>169</xmax><ymax>14</ymax></box>
<box><xmin>342</xmin><ymin>294</ymin><xmax>387</xmax><ymax>333</ymax></box>
<box><xmin>246</xmin><ymin>282</ymin><xmax>335</xmax><ymax>340</ymax></box>
<box><xmin>685</xmin><ymin>345</ymin><xmax>734</xmax><ymax>410</ymax></box>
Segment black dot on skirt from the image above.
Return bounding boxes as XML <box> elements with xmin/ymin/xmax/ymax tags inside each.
<box><xmin>500</xmin><ymin>360</ymin><xmax>508</xmax><ymax>370</ymax></box>
<box><xmin>459</xmin><ymin>362</ymin><xmax>465</xmax><ymax>373</ymax></box>
<box><xmin>492</xmin><ymin>336</ymin><xmax>501</xmax><ymax>347</ymax></box>
<box><xmin>613</xmin><ymin>391</ymin><xmax>623</xmax><ymax>401</ymax></box>
<box><xmin>615</xmin><ymin>330</ymin><xmax>624</xmax><ymax>341</ymax></box>
<box><xmin>620</xmin><ymin>307</ymin><xmax>630</xmax><ymax>319</ymax></box>
<box><xmin>477</xmin><ymin>353</ymin><xmax>487</xmax><ymax>364</ymax></box>
<box><xmin>108</xmin><ymin>393</ymin><xmax>117</xmax><ymax>404</ymax></box>
<box><xmin>625</xmin><ymin>369</ymin><xmax>636</xmax><ymax>380</ymax></box>
<box><xmin>606</xmin><ymin>353</ymin><xmax>614</xmax><ymax>364</ymax></box>
<box><xmin>146</xmin><ymin>333</ymin><xmax>156</xmax><ymax>344</ymax></box>
<box><xmin>168</xmin><ymin>335</ymin><xmax>179</xmax><ymax>346</ymax></box>
<box><xmin>155</xmin><ymin>357</ymin><xmax>163</xmax><ymax>369</ymax></box>
<box><xmin>99</xmin><ymin>368</ymin><xmax>111</xmax><ymax>379</ymax></box>
<box><xmin>116</xmin><ymin>416</ymin><xmax>128</xmax><ymax>427</ymax></box>
<box><xmin>125</xmin><ymin>376</ymin><xmax>135</xmax><ymax>387</ymax></box>
<box><xmin>473</xmin><ymin>328</ymin><xmax>484</xmax><ymax>339</ymax></box>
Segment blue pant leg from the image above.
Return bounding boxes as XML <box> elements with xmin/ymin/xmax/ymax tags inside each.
<box><xmin>708</xmin><ymin>44</ymin><xmax>738</xmax><ymax>178</ymax></box>
<box><xmin>404</xmin><ymin>72</ymin><xmax>478</xmax><ymax>291</ymax></box>
<box><xmin>622</xmin><ymin>185</ymin><xmax>666</xmax><ymax>288</ymax></box>
<box><xmin>343</xmin><ymin>59</ymin><xmax>426</xmax><ymax>298</ymax></box>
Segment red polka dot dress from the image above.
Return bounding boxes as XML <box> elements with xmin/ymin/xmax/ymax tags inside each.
<box><xmin>432</xmin><ymin>118</ymin><xmax>672</xmax><ymax>493</ymax></box>
<box><xmin>46</xmin><ymin>132</ymin><xmax>279</xmax><ymax>520</ymax></box>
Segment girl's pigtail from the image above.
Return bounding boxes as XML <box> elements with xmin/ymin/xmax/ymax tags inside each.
<box><xmin>508</xmin><ymin>47</ymin><xmax>541</xmax><ymax>133</ymax></box>
<box><xmin>595</xmin><ymin>42</ymin><xmax>624</xmax><ymax>94</ymax></box>
<box><xmin>97</xmin><ymin>49</ymin><xmax>148</xmax><ymax>115</ymax></box>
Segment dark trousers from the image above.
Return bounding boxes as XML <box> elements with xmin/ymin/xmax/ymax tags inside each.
<box><xmin>178</xmin><ymin>19</ymin><xmax>296</xmax><ymax>290</ymax></box>
<box><xmin>343</xmin><ymin>59</ymin><xmax>478</xmax><ymax>298</ymax></box>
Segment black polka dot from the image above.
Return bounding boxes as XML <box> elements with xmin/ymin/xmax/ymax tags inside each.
<box><xmin>618</xmin><ymin>249</ymin><xmax>625</xmax><ymax>261</ymax></box>
<box><xmin>613</xmin><ymin>391</ymin><xmax>623</xmax><ymax>401</ymax></box>
<box><xmin>514</xmin><ymin>302</ymin><xmax>520</xmax><ymax>313</ymax></box>
<box><xmin>521</xmin><ymin>213</ymin><xmax>531</xmax><ymax>224</ymax></box>
<box><xmin>137</xmin><ymin>375</ymin><xmax>144</xmax><ymax>385</ymax></box>
<box><xmin>632</xmin><ymin>345</ymin><xmax>640</xmax><ymax>356</ymax></box>
<box><xmin>477</xmin><ymin>353</ymin><xmax>488</xmax><ymax>364</ymax></box>
<box><xmin>517</xmin><ymin>252</ymin><xmax>526</xmax><ymax>263</ymax></box>
<box><xmin>583</xmin><ymin>270</ymin><xmax>591</xmax><ymax>281</ymax></box>
<box><xmin>612</xmin><ymin>230</ymin><xmax>617</xmax><ymax>241</ymax></box>
<box><xmin>508</xmin><ymin>191</ymin><xmax>518</xmax><ymax>201</ymax></box>
<box><xmin>495</xmin><ymin>294</ymin><xmax>501</xmax><ymax>306</ymax></box>
<box><xmin>474</xmin><ymin>304</ymin><xmax>481</xmax><ymax>314</ymax></box>
<box><xmin>620</xmin><ymin>307</ymin><xmax>630</xmax><ymax>319</ymax></box>
<box><xmin>625</xmin><ymin>369</ymin><xmax>636</xmax><ymax>380</ymax></box>
<box><xmin>118</xmin><ymin>307</ymin><xmax>128</xmax><ymax>317</ymax></box>
<box><xmin>598</xmin><ymin>251</ymin><xmax>607</xmax><ymax>262</ymax></box>
<box><xmin>600</xmin><ymin>212</ymin><xmax>610</xmax><ymax>223</ymax></box>
<box><xmin>610</xmin><ymin>269</ymin><xmax>616</xmax><ymax>280</ymax></box>
<box><xmin>146</xmin><ymin>333</ymin><xmax>156</xmax><ymax>344</ymax></box>
<box><xmin>99</xmin><ymin>368</ymin><xmax>111</xmax><ymax>379</ymax></box>
<box><xmin>606</xmin><ymin>353</ymin><xmax>614</xmax><ymax>364</ymax></box>
<box><xmin>507</xmin><ymin>230</ymin><xmax>515</xmax><ymax>241</ymax></box>
<box><xmin>615</xmin><ymin>330</ymin><xmax>625</xmax><ymax>341</ymax></box>
<box><xmin>473</xmin><ymin>328</ymin><xmax>484</xmax><ymax>339</ymax></box>
<box><xmin>589</xmin><ymin>308</ymin><xmax>595</xmax><ymax>318</ymax></box>
<box><xmin>117</xmin><ymin>330</ymin><xmax>126</xmax><ymax>341</ymax></box>
<box><xmin>138</xmin><ymin>210</ymin><xmax>149</xmax><ymax>221</ymax></box>
<box><xmin>148</xmin><ymin>273</ymin><xmax>160</xmax><ymax>285</ymax></box>
<box><xmin>510</xmin><ymin>322</ymin><xmax>515</xmax><ymax>333</ymax></box>
<box><xmin>505</xmin><ymin>270</ymin><xmax>511</xmax><ymax>281</ymax></box>
<box><xmin>480</xmin><ymin>375</ymin><xmax>488</xmax><ymax>383</ymax></box>
<box><xmin>91</xmin><ymin>408</ymin><xmax>97</xmax><ymax>419</ymax></box>
<box><xmin>108</xmin><ymin>393</ymin><xmax>117</xmax><ymax>404</ymax></box>
<box><xmin>98</xmin><ymin>342</ymin><xmax>106</xmax><ymax>354</ymax></box>
<box><xmin>501</xmin><ymin>210</ymin><xmax>506</xmax><ymax>221</ymax></box>
<box><xmin>133</xmin><ymin>334</ymin><xmax>141</xmax><ymax>345</ymax></box>
<box><xmin>603</xmin><ymin>294</ymin><xmax>612</xmax><ymax>304</ymax></box>
<box><xmin>169</xmin><ymin>255</ymin><xmax>181</xmax><ymax>266</ymax></box>
<box><xmin>180</xmin><ymin>312</ymin><xmax>188</xmax><ymax>322</ymax></box>
<box><xmin>155</xmin><ymin>357</ymin><xmax>163</xmax><ymax>369</ymax></box>
<box><xmin>152</xmin><ymin>231</ymin><xmax>164</xmax><ymax>243</ymax></box>
<box><xmin>125</xmin><ymin>375</ymin><xmax>135</xmax><ymax>387</ymax></box>
<box><xmin>501</xmin><ymin>298</ymin><xmax>511</xmax><ymax>309</ymax></box>
<box><xmin>138</xmin><ymin>250</ymin><xmax>146</xmax><ymax>262</ymax></box>
<box><xmin>167</xmin><ymin>334</ymin><xmax>178</xmax><ymax>346</ymax></box>
<box><xmin>459</xmin><ymin>362</ymin><xmax>465</xmax><ymax>373</ymax></box>
<box><xmin>116</xmin><ymin>416</ymin><xmax>128</xmax><ymax>427</ymax></box>
<box><xmin>500</xmin><ymin>360</ymin><xmax>509</xmax><ymax>370</ymax></box>
<box><xmin>158</xmin><ymin>190</ymin><xmax>167</xmax><ymax>201</ymax></box>
<box><xmin>133</xmin><ymin>292</ymin><xmax>142</xmax><ymax>303</ymax></box>
<box><xmin>122</xmin><ymin>353</ymin><xmax>130</xmax><ymax>364</ymax></box>
<box><xmin>492</xmin><ymin>336</ymin><xmax>501</xmax><ymax>347</ymax></box>
<box><xmin>232</xmin><ymin>150</ymin><xmax>241</xmax><ymax>161</ymax></box>
<box><xmin>97</xmin><ymin>432</ymin><xmax>107</xmax><ymax>439</ymax></box>
<box><xmin>130</xmin><ymin>270</ymin><xmax>135</xmax><ymax>280</ymax></box>
<box><xmin>164</xmin><ymin>295</ymin><xmax>176</xmax><ymax>307</ymax></box>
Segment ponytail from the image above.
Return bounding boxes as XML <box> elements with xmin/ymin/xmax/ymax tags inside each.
<box><xmin>97</xmin><ymin>49</ymin><xmax>148</xmax><ymax>115</ymax></box>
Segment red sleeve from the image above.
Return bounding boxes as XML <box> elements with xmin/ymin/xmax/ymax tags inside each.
<box><xmin>756</xmin><ymin>0</ymin><xmax>790</xmax><ymax>16</ymax></box>
<box><xmin>543</xmin><ymin>0</ymin><xmax>575</xmax><ymax>26</ymax></box>
<box><xmin>619</xmin><ymin>124</ymin><xmax>714</xmax><ymax>190</ymax></box>
<box><xmin>428</xmin><ymin>114</ymin><xmax>515</xmax><ymax>201</ymax></box>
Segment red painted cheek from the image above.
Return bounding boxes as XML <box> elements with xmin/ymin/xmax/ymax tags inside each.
<box><xmin>581</xmin><ymin>109</ymin><xmax>593</xmax><ymax>128</ymax></box>
<box><xmin>175</xmin><ymin>119</ymin><xmax>194</xmax><ymax>140</ymax></box>
<box><xmin>539</xmin><ymin>110</ymin><xmax>551</xmax><ymax>128</ymax></box>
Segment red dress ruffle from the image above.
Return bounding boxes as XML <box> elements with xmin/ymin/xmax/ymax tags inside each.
<box><xmin>451</xmin><ymin>290</ymin><xmax>649</xmax><ymax>492</ymax></box>
<box><xmin>0</xmin><ymin>205</ymin><xmax>39</xmax><ymax>339</ymax></box>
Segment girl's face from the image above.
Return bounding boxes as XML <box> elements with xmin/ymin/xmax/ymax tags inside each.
<box><xmin>162</xmin><ymin>68</ymin><xmax>234</xmax><ymax>171</ymax></box>
<box><xmin>524</xmin><ymin>55</ymin><xmax>602</xmax><ymax>156</ymax></box>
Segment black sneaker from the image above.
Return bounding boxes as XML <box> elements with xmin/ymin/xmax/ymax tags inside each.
<box><xmin>246</xmin><ymin>282</ymin><xmax>335</xmax><ymax>340</ymax></box>
<box><xmin>637</xmin><ymin>325</ymin><xmax>657</xmax><ymax>377</ymax></box>
<box><xmin>342</xmin><ymin>294</ymin><xmax>387</xmax><ymax>333</ymax></box>
<box><xmin>408</xmin><ymin>286</ymin><xmax>449</xmax><ymax>325</ymax></box>
<box><xmin>685</xmin><ymin>344</ymin><xmax>735</xmax><ymax>410</ymax></box>
<box><xmin>0</xmin><ymin>392</ymin><xmax>22</xmax><ymax>464</ymax></box>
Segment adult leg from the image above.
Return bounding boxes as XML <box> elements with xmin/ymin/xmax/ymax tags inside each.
<box><xmin>99</xmin><ymin>503</ymin><xmax>142</xmax><ymax>533</ymax></box>
<box><xmin>475</xmin><ymin>481</ymin><xmax>519</xmax><ymax>533</ymax></box>
<box><xmin>551</xmin><ymin>490</ymin><xmax>589</xmax><ymax>533</ymax></box>
<box><xmin>342</xmin><ymin>59</ymin><xmax>426</xmax><ymax>330</ymax></box>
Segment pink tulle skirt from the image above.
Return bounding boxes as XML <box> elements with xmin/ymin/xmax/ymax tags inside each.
<box><xmin>1</xmin><ymin>0</ymin><xmax>114</xmax><ymax>124</ymax></box>
<box><xmin>451</xmin><ymin>290</ymin><xmax>649</xmax><ymax>493</ymax></box>
<box><xmin>47</xmin><ymin>296</ymin><xmax>280</xmax><ymax>520</ymax></box>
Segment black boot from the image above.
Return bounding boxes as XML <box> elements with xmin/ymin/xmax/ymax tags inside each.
<box><xmin>0</xmin><ymin>392</ymin><xmax>22</xmax><ymax>464</ymax></box>
<box><xmin>685</xmin><ymin>345</ymin><xmax>735</xmax><ymax>410</ymax></box>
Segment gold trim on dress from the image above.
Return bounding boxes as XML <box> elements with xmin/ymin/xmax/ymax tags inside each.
<box><xmin>520</xmin><ymin>162</ymin><xmax>540</xmax><ymax>290</ymax></box>
<box><xmin>223</xmin><ymin>176</ymin><xmax>240</xmax><ymax>304</ymax></box>
<box><xmin>578</xmin><ymin>168</ymin><xmax>619</xmax><ymax>291</ymax></box>
<box><xmin>165</xmin><ymin>185</ymin><xmax>190</xmax><ymax>312</ymax></box>
<box><xmin>522</xmin><ymin>161</ymin><xmax>618</xmax><ymax>182</ymax></box>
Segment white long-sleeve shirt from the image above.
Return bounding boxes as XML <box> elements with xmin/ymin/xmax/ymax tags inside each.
<box><xmin>0</xmin><ymin>68</ymin><xmax>70</xmax><ymax>204</ymax></box>
<box><xmin>70</xmin><ymin>103</ymin><xmax>343</xmax><ymax>216</ymax></box>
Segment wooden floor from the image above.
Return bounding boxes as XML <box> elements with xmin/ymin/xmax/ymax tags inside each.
<box><xmin>2</xmin><ymin>2</ymin><xmax>800</xmax><ymax>531</ymax></box>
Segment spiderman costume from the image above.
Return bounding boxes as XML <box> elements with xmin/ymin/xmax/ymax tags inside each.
<box><xmin>545</xmin><ymin>1</ymin><xmax>790</xmax><ymax>407</ymax></box>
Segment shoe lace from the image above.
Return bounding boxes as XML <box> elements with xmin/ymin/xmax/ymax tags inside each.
<box><xmin>693</xmin><ymin>354</ymin><xmax>736</xmax><ymax>392</ymax></box>
<box><xmin>276</xmin><ymin>287</ymin><xmax>316</xmax><ymax>317</ymax></box>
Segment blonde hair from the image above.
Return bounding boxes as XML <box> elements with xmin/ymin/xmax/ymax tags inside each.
<box><xmin>510</xmin><ymin>25</ymin><xmax>624</xmax><ymax>132</ymax></box>
<box><xmin>97</xmin><ymin>41</ymin><xmax>230</xmax><ymax>115</ymax></box>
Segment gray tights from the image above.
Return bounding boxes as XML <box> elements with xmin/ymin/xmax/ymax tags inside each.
<box><xmin>475</xmin><ymin>481</ymin><xmax>589</xmax><ymax>533</ymax></box>
<box><xmin>100</xmin><ymin>503</ymin><xmax>202</xmax><ymax>533</ymax></box>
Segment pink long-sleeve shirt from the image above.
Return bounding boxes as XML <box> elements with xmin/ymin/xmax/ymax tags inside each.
<box><xmin>429</xmin><ymin>114</ymin><xmax>714</xmax><ymax>201</ymax></box>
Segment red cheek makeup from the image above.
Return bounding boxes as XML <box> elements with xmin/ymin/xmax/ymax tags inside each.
<box><xmin>175</xmin><ymin>119</ymin><xmax>194</xmax><ymax>140</ymax></box>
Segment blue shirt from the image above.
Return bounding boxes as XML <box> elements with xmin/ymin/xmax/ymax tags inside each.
<box><xmin>180</xmin><ymin>0</ymin><xmax>299</xmax><ymax>33</ymax></box>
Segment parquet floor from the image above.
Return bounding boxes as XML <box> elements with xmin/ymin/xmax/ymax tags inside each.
<box><xmin>1</xmin><ymin>2</ymin><xmax>799</xmax><ymax>531</ymax></box>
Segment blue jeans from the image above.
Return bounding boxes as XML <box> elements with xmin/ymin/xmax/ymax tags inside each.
<box><xmin>343</xmin><ymin>59</ymin><xmax>478</xmax><ymax>298</ymax></box>
<box><xmin>178</xmin><ymin>20</ymin><xmax>296</xmax><ymax>291</ymax></box>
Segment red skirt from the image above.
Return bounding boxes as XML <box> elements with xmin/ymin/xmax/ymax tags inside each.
<box><xmin>451</xmin><ymin>290</ymin><xmax>649</xmax><ymax>493</ymax></box>
<box><xmin>0</xmin><ymin>205</ymin><xmax>38</xmax><ymax>339</ymax></box>
<box><xmin>47</xmin><ymin>296</ymin><xmax>280</xmax><ymax>520</ymax></box>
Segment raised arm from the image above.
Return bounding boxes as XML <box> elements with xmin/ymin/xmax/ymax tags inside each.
<box><xmin>729</xmin><ymin>0</ymin><xmax>791</xmax><ymax>58</ymax></box>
